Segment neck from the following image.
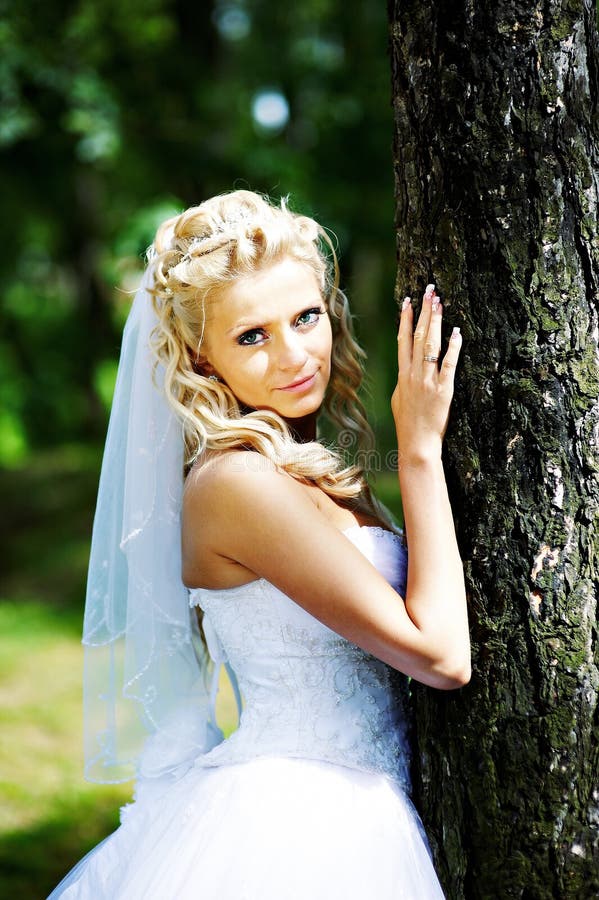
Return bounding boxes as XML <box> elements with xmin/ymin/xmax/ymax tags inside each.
<box><xmin>240</xmin><ymin>403</ymin><xmax>319</xmax><ymax>443</ymax></box>
<box><xmin>286</xmin><ymin>413</ymin><xmax>318</xmax><ymax>443</ymax></box>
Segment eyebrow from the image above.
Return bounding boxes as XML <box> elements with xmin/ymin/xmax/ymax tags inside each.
<box><xmin>224</xmin><ymin>299</ymin><xmax>323</xmax><ymax>336</ymax></box>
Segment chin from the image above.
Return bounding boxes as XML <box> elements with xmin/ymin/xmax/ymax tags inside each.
<box><xmin>253</xmin><ymin>396</ymin><xmax>324</xmax><ymax>422</ymax></box>
<box><xmin>278</xmin><ymin>394</ymin><xmax>325</xmax><ymax>419</ymax></box>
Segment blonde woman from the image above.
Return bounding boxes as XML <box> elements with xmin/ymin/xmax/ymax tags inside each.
<box><xmin>49</xmin><ymin>190</ymin><xmax>470</xmax><ymax>899</ymax></box>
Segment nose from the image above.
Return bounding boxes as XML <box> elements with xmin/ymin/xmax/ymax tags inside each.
<box><xmin>277</xmin><ymin>328</ymin><xmax>309</xmax><ymax>371</ymax></box>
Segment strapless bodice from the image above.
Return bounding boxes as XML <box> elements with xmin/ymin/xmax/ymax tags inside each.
<box><xmin>188</xmin><ymin>526</ymin><xmax>412</xmax><ymax>789</ymax></box>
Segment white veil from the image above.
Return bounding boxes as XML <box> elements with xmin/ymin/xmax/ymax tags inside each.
<box><xmin>82</xmin><ymin>267</ymin><xmax>225</xmax><ymax>784</ymax></box>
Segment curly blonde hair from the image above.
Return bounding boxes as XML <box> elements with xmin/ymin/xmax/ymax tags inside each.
<box><xmin>147</xmin><ymin>190</ymin><xmax>385</xmax><ymax>517</ymax></box>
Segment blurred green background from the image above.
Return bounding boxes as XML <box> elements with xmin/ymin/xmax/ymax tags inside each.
<box><xmin>0</xmin><ymin>1</ymin><xmax>401</xmax><ymax>895</ymax></box>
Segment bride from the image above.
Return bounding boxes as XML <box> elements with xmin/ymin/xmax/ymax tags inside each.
<box><xmin>49</xmin><ymin>190</ymin><xmax>470</xmax><ymax>898</ymax></box>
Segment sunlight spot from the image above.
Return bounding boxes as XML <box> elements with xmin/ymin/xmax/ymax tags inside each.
<box><xmin>252</xmin><ymin>90</ymin><xmax>289</xmax><ymax>131</ymax></box>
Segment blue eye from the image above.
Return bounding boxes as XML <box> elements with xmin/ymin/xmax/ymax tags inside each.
<box><xmin>238</xmin><ymin>329</ymin><xmax>264</xmax><ymax>346</ymax></box>
<box><xmin>296</xmin><ymin>308</ymin><xmax>323</xmax><ymax>326</ymax></box>
<box><xmin>236</xmin><ymin>307</ymin><xmax>323</xmax><ymax>346</ymax></box>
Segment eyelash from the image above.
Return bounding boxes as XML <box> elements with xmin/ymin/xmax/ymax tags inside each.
<box><xmin>237</xmin><ymin>307</ymin><xmax>324</xmax><ymax>346</ymax></box>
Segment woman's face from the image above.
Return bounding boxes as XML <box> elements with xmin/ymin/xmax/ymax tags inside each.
<box><xmin>203</xmin><ymin>257</ymin><xmax>333</xmax><ymax>433</ymax></box>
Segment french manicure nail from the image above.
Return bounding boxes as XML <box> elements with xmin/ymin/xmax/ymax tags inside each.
<box><xmin>425</xmin><ymin>283</ymin><xmax>435</xmax><ymax>296</ymax></box>
<box><xmin>402</xmin><ymin>296</ymin><xmax>411</xmax><ymax>310</ymax></box>
<box><xmin>432</xmin><ymin>297</ymin><xmax>440</xmax><ymax>311</ymax></box>
<box><xmin>451</xmin><ymin>327</ymin><xmax>461</xmax><ymax>339</ymax></box>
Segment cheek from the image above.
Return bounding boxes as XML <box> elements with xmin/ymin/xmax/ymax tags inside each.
<box><xmin>226</xmin><ymin>351</ymin><xmax>270</xmax><ymax>392</ymax></box>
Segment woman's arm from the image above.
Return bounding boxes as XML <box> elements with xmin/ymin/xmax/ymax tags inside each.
<box><xmin>182</xmin><ymin>285</ymin><xmax>470</xmax><ymax>690</ymax></box>
<box><xmin>392</xmin><ymin>284</ymin><xmax>470</xmax><ymax>686</ymax></box>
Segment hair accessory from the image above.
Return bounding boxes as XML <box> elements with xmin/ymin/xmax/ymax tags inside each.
<box><xmin>181</xmin><ymin>207</ymin><xmax>255</xmax><ymax>261</ymax></box>
<box><xmin>208</xmin><ymin>374</ymin><xmax>220</xmax><ymax>382</ymax></box>
<box><xmin>423</xmin><ymin>355</ymin><xmax>439</xmax><ymax>362</ymax></box>
<box><xmin>183</xmin><ymin>235</ymin><xmax>233</xmax><ymax>261</ymax></box>
<box><xmin>82</xmin><ymin>267</ymin><xmax>238</xmax><ymax>785</ymax></box>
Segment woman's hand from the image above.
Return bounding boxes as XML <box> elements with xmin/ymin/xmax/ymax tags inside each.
<box><xmin>388</xmin><ymin>284</ymin><xmax>470</xmax><ymax>685</ymax></box>
<box><xmin>391</xmin><ymin>283</ymin><xmax>462</xmax><ymax>466</ymax></box>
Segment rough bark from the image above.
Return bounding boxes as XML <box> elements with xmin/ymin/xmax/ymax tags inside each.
<box><xmin>388</xmin><ymin>1</ymin><xmax>599</xmax><ymax>897</ymax></box>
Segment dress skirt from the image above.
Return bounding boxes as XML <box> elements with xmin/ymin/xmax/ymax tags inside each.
<box><xmin>48</xmin><ymin>756</ymin><xmax>445</xmax><ymax>899</ymax></box>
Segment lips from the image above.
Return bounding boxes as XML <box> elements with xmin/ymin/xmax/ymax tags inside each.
<box><xmin>276</xmin><ymin>372</ymin><xmax>318</xmax><ymax>392</ymax></box>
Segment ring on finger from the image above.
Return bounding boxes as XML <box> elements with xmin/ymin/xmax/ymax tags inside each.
<box><xmin>424</xmin><ymin>354</ymin><xmax>439</xmax><ymax>362</ymax></box>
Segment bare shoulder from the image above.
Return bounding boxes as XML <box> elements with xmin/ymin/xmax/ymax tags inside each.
<box><xmin>181</xmin><ymin>449</ymin><xmax>321</xmax><ymax>586</ymax></box>
<box><xmin>183</xmin><ymin>449</ymin><xmax>305</xmax><ymax>520</ymax></box>
<box><xmin>186</xmin><ymin>448</ymin><xmax>278</xmax><ymax>485</ymax></box>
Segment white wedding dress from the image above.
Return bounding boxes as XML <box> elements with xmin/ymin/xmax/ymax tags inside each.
<box><xmin>48</xmin><ymin>526</ymin><xmax>445</xmax><ymax>899</ymax></box>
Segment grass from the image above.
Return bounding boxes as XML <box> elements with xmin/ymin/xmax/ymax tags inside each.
<box><xmin>0</xmin><ymin>600</ymin><xmax>131</xmax><ymax>896</ymax></box>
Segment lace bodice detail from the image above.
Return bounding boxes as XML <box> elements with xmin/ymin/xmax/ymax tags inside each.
<box><xmin>189</xmin><ymin>526</ymin><xmax>412</xmax><ymax>789</ymax></box>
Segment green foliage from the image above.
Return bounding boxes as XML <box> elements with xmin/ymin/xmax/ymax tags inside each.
<box><xmin>0</xmin><ymin>0</ymin><xmax>399</xmax><ymax>465</ymax></box>
<box><xmin>0</xmin><ymin>6</ymin><xmax>401</xmax><ymax>891</ymax></box>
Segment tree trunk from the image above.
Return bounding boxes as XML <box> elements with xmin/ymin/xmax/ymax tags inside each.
<box><xmin>387</xmin><ymin>1</ymin><xmax>599</xmax><ymax>898</ymax></box>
